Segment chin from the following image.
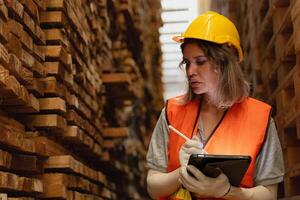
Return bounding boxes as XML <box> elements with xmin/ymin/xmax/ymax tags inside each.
<box><xmin>192</xmin><ymin>89</ymin><xmax>205</xmax><ymax>95</ymax></box>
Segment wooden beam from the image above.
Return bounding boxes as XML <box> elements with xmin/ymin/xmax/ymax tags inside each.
<box><xmin>32</xmin><ymin>60</ymin><xmax>46</xmax><ymax>78</ymax></box>
<box><xmin>20</xmin><ymin>28</ymin><xmax>33</xmax><ymax>52</ymax></box>
<box><xmin>0</xmin><ymin>0</ymin><xmax>8</xmax><ymax>21</ymax></box>
<box><xmin>45</xmin><ymin>155</ymin><xmax>106</xmax><ymax>184</ymax></box>
<box><xmin>44</xmin><ymin>28</ymin><xmax>68</xmax><ymax>46</ymax></box>
<box><xmin>19</xmin><ymin>0</ymin><xmax>39</xmax><ymax>22</ymax></box>
<box><xmin>0</xmin><ymin>64</ymin><xmax>9</xmax><ymax>87</ymax></box>
<box><xmin>10</xmin><ymin>154</ymin><xmax>40</xmax><ymax>173</ymax></box>
<box><xmin>18</xmin><ymin>176</ymin><xmax>43</xmax><ymax>192</ymax></box>
<box><xmin>44</xmin><ymin>0</ymin><xmax>64</xmax><ymax>10</ymax></box>
<box><xmin>40</xmin><ymin>183</ymin><xmax>67</xmax><ymax>199</ymax></box>
<box><xmin>8</xmin><ymin>53</ymin><xmax>33</xmax><ymax>86</ymax></box>
<box><xmin>102</xmin><ymin>127</ymin><xmax>129</xmax><ymax>138</ymax></box>
<box><xmin>45</xmin><ymin>45</ymin><xmax>71</xmax><ymax>70</ymax></box>
<box><xmin>0</xmin><ymin>75</ymin><xmax>23</xmax><ymax>100</ymax></box>
<box><xmin>40</xmin><ymin>10</ymin><xmax>67</xmax><ymax>28</ymax></box>
<box><xmin>40</xmin><ymin>76</ymin><xmax>65</xmax><ymax>98</ymax></box>
<box><xmin>0</xmin><ymin>18</ymin><xmax>8</xmax><ymax>43</ymax></box>
<box><xmin>102</xmin><ymin>73</ymin><xmax>131</xmax><ymax>84</ymax></box>
<box><xmin>5</xmin><ymin>0</ymin><xmax>24</xmax><ymax>22</ymax></box>
<box><xmin>21</xmin><ymin>114</ymin><xmax>67</xmax><ymax>132</ymax></box>
<box><xmin>32</xmin><ymin>136</ymin><xmax>70</xmax><ymax>156</ymax></box>
<box><xmin>4</xmin><ymin>92</ymin><xmax>40</xmax><ymax>113</ymax></box>
<box><xmin>0</xmin><ymin>149</ymin><xmax>12</xmax><ymax>169</ymax></box>
<box><xmin>39</xmin><ymin>97</ymin><xmax>66</xmax><ymax>115</ymax></box>
<box><xmin>7</xmin><ymin>19</ymin><xmax>22</xmax><ymax>38</ymax></box>
<box><xmin>0</xmin><ymin>43</ymin><xmax>9</xmax><ymax>67</ymax></box>
<box><xmin>26</xmin><ymin>78</ymin><xmax>44</xmax><ymax>97</ymax></box>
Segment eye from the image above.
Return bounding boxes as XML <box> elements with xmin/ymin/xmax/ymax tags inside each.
<box><xmin>180</xmin><ymin>59</ymin><xmax>190</xmax><ymax>67</ymax></box>
<box><xmin>195</xmin><ymin>59</ymin><xmax>207</xmax><ymax>66</ymax></box>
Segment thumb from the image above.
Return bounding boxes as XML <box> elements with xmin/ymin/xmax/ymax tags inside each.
<box><xmin>191</xmin><ymin>135</ymin><xmax>200</xmax><ymax>141</ymax></box>
<box><xmin>191</xmin><ymin>135</ymin><xmax>205</xmax><ymax>150</ymax></box>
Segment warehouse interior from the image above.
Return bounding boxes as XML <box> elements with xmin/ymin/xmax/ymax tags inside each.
<box><xmin>0</xmin><ymin>0</ymin><xmax>299</xmax><ymax>199</ymax></box>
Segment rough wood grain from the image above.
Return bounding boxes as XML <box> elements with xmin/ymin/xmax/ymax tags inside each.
<box><xmin>102</xmin><ymin>127</ymin><xmax>129</xmax><ymax>138</ymax></box>
<box><xmin>39</xmin><ymin>97</ymin><xmax>66</xmax><ymax>115</ymax></box>
<box><xmin>0</xmin><ymin>43</ymin><xmax>9</xmax><ymax>67</ymax></box>
<box><xmin>44</xmin><ymin>155</ymin><xmax>106</xmax><ymax>184</ymax></box>
<box><xmin>5</xmin><ymin>0</ymin><xmax>24</xmax><ymax>22</ymax></box>
<box><xmin>7</xmin><ymin>19</ymin><xmax>23</xmax><ymax>38</ymax></box>
<box><xmin>21</xmin><ymin>114</ymin><xmax>67</xmax><ymax>132</ymax></box>
<box><xmin>40</xmin><ymin>10</ymin><xmax>67</xmax><ymax>28</ymax></box>
<box><xmin>8</xmin><ymin>53</ymin><xmax>33</xmax><ymax>86</ymax></box>
<box><xmin>0</xmin><ymin>18</ymin><xmax>8</xmax><ymax>43</ymax></box>
<box><xmin>10</xmin><ymin>154</ymin><xmax>39</xmax><ymax>173</ymax></box>
<box><xmin>0</xmin><ymin>0</ymin><xmax>8</xmax><ymax>21</ymax></box>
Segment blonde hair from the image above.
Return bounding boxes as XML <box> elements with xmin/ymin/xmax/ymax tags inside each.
<box><xmin>179</xmin><ymin>38</ymin><xmax>250</xmax><ymax>108</ymax></box>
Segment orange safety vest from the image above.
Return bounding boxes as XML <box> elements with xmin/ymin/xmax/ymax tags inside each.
<box><xmin>160</xmin><ymin>96</ymin><xmax>271</xmax><ymax>200</ymax></box>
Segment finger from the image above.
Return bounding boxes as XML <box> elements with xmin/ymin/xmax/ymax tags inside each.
<box><xmin>178</xmin><ymin>177</ymin><xmax>182</xmax><ymax>184</ymax></box>
<box><xmin>186</xmin><ymin>165</ymin><xmax>206</xmax><ymax>181</ymax></box>
<box><xmin>191</xmin><ymin>135</ymin><xmax>200</xmax><ymax>142</ymax></box>
<box><xmin>183</xmin><ymin>140</ymin><xmax>202</xmax><ymax>148</ymax></box>
<box><xmin>180</xmin><ymin>166</ymin><xmax>189</xmax><ymax>177</ymax></box>
<box><xmin>180</xmin><ymin>168</ymin><xmax>200</xmax><ymax>192</ymax></box>
<box><xmin>185</xmin><ymin>147</ymin><xmax>203</xmax><ymax>154</ymax></box>
<box><xmin>179</xmin><ymin>169</ymin><xmax>193</xmax><ymax>190</ymax></box>
<box><xmin>216</xmin><ymin>172</ymin><xmax>229</xmax><ymax>182</ymax></box>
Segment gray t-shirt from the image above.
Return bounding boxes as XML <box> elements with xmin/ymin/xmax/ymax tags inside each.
<box><xmin>146</xmin><ymin>108</ymin><xmax>284</xmax><ymax>186</ymax></box>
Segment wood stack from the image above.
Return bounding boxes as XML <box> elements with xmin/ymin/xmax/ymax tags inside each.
<box><xmin>211</xmin><ymin>0</ymin><xmax>300</xmax><ymax>199</ymax></box>
<box><xmin>100</xmin><ymin>0</ymin><xmax>163</xmax><ymax>199</ymax></box>
<box><xmin>0</xmin><ymin>0</ymin><xmax>163</xmax><ymax>199</ymax></box>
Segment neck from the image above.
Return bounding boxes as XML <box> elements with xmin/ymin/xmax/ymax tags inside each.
<box><xmin>201</xmin><ymin>95</ymin><xmax>225</xmax><ymax>113</ymax></box>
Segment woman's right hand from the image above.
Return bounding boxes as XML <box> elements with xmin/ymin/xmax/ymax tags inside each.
<box><xmin>179</xmin><ymin>135</ymin><xmax>205</xmax><ymax>167</ymax></box>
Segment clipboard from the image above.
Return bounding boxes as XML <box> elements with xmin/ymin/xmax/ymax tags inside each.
<box><xmin>188</xmin><ymin>154</ymin><xmax>251</xmax><ymax>186</ymax></box>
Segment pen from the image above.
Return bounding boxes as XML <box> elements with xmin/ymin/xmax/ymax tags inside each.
<box><xmin>168</xmin><ymin>125</ymin><xmax>207</xmax><ymax>153</ymax></box>
<box><xmin>168</xmin><ymin>125</ymin><xmax>191</xmax><ymax>141</ymax></box>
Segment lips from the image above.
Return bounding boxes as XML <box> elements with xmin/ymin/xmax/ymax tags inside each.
<box><xmin>190</xmin><ymin>81</ymin><xmax>202</xmax><ymax>87</ymax></box>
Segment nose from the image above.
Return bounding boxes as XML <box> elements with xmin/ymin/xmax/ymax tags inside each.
<box><xmin>187</xmin><ymin>62</ymin><xmax>197</xmax><ymax>77</ymax></box>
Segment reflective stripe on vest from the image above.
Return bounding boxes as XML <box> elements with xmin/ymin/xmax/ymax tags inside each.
<box><xmin>161</xmin><ymin>97</ymin><xmax>271</xmax><ymax>200</ymax></box>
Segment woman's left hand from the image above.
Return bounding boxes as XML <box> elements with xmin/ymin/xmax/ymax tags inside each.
<box><xmin>179</xmin><ymin>165</ymin><xmax>231</xmax><ymax>198</ymax></box>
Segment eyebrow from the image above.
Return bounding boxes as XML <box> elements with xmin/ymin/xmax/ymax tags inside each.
<box><xmin>182</xmin><ymin>55</ymin><xmax>207</xmax><ymax>60</ymax></box>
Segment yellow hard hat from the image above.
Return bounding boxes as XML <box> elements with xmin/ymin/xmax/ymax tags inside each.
<box><xmin>172</xmin><ymin>11</ymin><xmax>243</xmax><ymax>62</ymax></box>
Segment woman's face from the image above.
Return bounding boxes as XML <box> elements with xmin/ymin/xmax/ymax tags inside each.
<box><xmin>182</xmin><ymin>43</ymin><xmax>219</xmax><ymax>95</ymax></box>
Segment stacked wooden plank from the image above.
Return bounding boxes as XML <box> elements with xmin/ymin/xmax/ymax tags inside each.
<box><xmin>0</xmin><ymin>0</ymin><xmax>108</xmax><ymax>199</ymax></box>
<box><xmin>100</xmin><ymin>0</ymin><xmax>163</xmax><ymax>199</ymax></box>
<box><xmin>0</xmin><ymin>110</ymin><xmax>46</xmax><ymax>198</ymax></box>
<box><xmin>211</xmin><ymin>0</ymin><xmax>300</xmax><ymax>199</ymax></box>
<box><xmin>0</xmin><ymin>0</ymin><xmax>43</xmax><ymax>115</ymax></box>
<box><xmin>0</xmin><ymin>0</ymin><xmax>164</xmax><ymax>199</ymax></box>
<box><xmin>0</xmin><ymin>0</ymin><xmax>46</xmax><ymax>198</ymax></box>
<box><xmin>39</xmin><ymin>0</ymin><xmax>117</xmax><ymax>199</ymax></box>
<box><xmin>39</xmin><ymin>0</ymin><xmax>104</xmax><ymax>158</ymax></box>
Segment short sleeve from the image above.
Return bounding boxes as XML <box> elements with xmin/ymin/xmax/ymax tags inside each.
<box><xmin>146</xmin><ymin>108</ymin><xmax>170</xmax><ymax>172</ymax></box>
<box><xmin>254</xmin><ymin>118</ymin><xmax>284</xmax><ymax>186</ymax></box>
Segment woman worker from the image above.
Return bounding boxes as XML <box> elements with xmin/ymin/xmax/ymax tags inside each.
<box><xmin>146</xmin><ymin>11</ymin><xmax>284</xmax><ymax>200</ymax></box>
